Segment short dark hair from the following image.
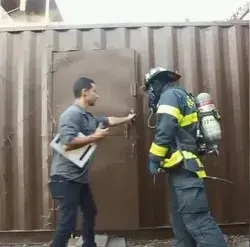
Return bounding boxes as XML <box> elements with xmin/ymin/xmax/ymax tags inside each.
<box><xmin>73</xmin><ymin>77</ymin><xmax>95</xmax><ymax>98</ymax></box>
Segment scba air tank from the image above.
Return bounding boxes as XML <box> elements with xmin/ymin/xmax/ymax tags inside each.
<box><xmin>195</xmin><ymin>93</ymin><xmax>222</xmax><ymax>153</ymax></box>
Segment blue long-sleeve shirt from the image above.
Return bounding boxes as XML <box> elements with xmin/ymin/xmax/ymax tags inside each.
<box><xmin>50</xmin><ymin>104</ymin><xmax>109</xmax><ymax>184</ymax></box>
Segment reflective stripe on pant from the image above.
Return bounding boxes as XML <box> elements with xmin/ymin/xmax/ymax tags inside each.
<box><xmin>168</xmin><ymin>167</ymin><xmax>228</xmax><ymax>247</ymax></box>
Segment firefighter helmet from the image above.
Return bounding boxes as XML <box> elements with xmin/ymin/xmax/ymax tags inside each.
<box><xmin>144</xmin><ymin>67</ymin><xmax>181</xmax><ymax>90</ymax></box>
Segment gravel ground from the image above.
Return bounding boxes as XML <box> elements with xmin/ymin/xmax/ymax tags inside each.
<box><xmin>0</xmin><ymin>235</ymin><xmax>248</xmax><ymax>247</ymax></box>
<box><xmin>126</xmin><ymin>235</ymin><xmax>249</xmax><ymax>247</ymax></box>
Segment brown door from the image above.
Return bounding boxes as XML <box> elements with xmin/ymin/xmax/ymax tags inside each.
<box><xmin>52</xmin><ymin>49</ymin><xmax>139</xmax><ymax>230</ymax></box>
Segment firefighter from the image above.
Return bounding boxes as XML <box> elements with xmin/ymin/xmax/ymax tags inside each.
<box><xmin>144</xmin><ymin>67</ymin><xmax>228</xmax><ymax>247</ymax></box>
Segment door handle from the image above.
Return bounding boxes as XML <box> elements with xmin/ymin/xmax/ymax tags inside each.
<box><xmin>130</xmin><ymin>108</ymin><xmax>136</xmax><ymax>124</ymax></box>
<box><xmin>124</xmin><ymin>109</ymin><xmax>136</xmax><ymax>139</ymax></box>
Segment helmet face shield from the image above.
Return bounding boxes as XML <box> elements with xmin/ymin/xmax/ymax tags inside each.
<box><xmin>148</xmin><ymin>84</ymin><xmax>158</xmax><ymax>111</ymax></box>
<box><xmin>147</xmin><ymin>80</ymin><xmax>166</xmax><ymax>112</ymax></box>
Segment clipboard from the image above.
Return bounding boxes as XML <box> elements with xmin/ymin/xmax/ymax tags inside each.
<box><xmin>50</xmin><ymin>132</ymin><xmax>97</xmax><ymax>168</ymax></box>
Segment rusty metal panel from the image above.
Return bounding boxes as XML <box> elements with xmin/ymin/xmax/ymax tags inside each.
<box><xmin>0</xmin><ymin>22</ymin><xmax>248</xmax><ymax>232</ymax></box>
<box><xmin>52</xmin><ymin>50</ymin><xmax>137</xmax><ymax>136</ymax></box>
<box><xmin>0</xmin><ymin>31</ymin><xmax>55</xmax><ymax>230</ymax></box>
<box><xmin>52</xmin><ymin>49</ymin><xmax>139</xmax><ymax>230</ymax></box>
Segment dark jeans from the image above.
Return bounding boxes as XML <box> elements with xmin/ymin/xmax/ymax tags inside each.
<box><xmin>49</xmin><ymin>175</ymin><xmax>97</xmax><ymax>247</ymax></box>
<box><xmin>168</xmin><ymin>168</ymin><xmax>228</xmax><ymax>247</ymax></box>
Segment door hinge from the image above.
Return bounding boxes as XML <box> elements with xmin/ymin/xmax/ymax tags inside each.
<box><xmin>130</xmin><ymin>82</ymin><xmax>137</xmax><ymax>97</ymax></box>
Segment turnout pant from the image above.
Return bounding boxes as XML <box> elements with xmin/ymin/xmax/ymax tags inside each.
<box><xmin>168</xmin><ymin>168</ymin><xmax>228</xmax><ymax>247</ymax></box>
<box><xmin>49</xmin><ymin>175</ymin><xmax>97</xmax><ymax>247</ymax></box>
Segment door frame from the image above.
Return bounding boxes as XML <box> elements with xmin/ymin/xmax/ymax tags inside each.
<box><xmin>42</xmin><ymin>47</ymin><xmax>142</xmax><ymax>230</ymax></box>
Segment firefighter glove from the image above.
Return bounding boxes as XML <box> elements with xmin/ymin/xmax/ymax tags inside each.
<box><xmin>149</xmin><ymin>161</ymin><xmax>160</xmax><ymax>175</ymax></box>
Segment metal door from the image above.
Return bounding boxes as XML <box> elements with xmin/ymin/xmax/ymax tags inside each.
<box><xmin>52</xmin><ymin>49</ymin><xmax>139</xmax><ymax>230</ymax></box>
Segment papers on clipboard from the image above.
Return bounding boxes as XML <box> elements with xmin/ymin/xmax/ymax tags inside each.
<box><xmin>50</xmin><ymin>132</ymin><xmax>97</xmax><ymax>169</ymax></box>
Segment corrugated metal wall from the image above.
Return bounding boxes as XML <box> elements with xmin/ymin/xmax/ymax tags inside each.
<box><xmin>0</xmin><ymin>21</ymin><xmax>249</xmax><ymax>231</ymax></box>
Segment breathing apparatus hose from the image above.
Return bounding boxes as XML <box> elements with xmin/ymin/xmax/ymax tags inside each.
<box><xmin>147</xmin><ymin>108</ymin><xmax>157</xmax><ymax>129</ymax></box>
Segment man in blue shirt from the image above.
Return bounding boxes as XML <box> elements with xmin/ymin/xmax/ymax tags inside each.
<box><xmin>50</xmin><ymin>77</ymin><xmax>135</xmax><ymax>247</ymax></box>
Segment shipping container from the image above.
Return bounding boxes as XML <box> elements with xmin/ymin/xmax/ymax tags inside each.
<box><xmin>0</xmin><ymin>21</ymin><xmax>249</xmax><ymax>242</ymax></box>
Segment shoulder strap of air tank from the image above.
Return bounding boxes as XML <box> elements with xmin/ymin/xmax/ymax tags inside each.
<box><xmin>172</xmin><ymin>86</ymin><xmax>198</xmax><ymax>144</ymax></box>
<box><xmin>172</xmin><ymin>86</ymin><xmax>195</xmax><ymax>100</ymax></box>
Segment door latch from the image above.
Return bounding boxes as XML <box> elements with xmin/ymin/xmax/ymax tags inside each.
<box><xmin>124</xmin><ymin>123</ymin><xmax>129</xmax><ymax>139</ymax></box>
